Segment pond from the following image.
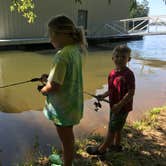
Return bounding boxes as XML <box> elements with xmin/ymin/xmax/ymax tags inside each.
<box><xmin>0</xmin><ymin>35</ymin><xmax>166</xmax><ymax>165</ymax></box>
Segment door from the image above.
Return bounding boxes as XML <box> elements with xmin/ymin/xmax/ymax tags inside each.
<box><xmin>77</xmin><ymin>10</ymin><xmax>88</xmax><ymax>30</ymax></box>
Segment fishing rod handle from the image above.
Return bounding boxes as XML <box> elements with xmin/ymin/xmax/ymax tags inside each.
<box><xmin>30</xmin><ymin>78</ymin><xmax>41</xmax><ymax>82</ymax></box>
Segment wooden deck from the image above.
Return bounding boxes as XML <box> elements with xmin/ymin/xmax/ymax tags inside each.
<box><xmin>0</xmin><ymin>34</ymin><xmax>143</xmax><ymax>48</ymax></box>
<box><xmin>0</xmin><ymin>38</ymin><xmax>49</xmax><ymax>46</ymax></box>
<box><xmin>87</xmin><ymin>34</ymin><xmax>143</xmax><ymax>44</ymax></box>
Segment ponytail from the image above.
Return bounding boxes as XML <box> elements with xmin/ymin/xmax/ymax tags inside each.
<box><xmin>73</xmin><ymin>26</ymin><xmax>88</xmax><ymax>55</ymax></box>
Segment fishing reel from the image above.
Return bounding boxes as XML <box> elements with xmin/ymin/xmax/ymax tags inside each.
<box><xmin>37</xmin><ymin>74</ymin><xmax>48</xmax><ymax>92</ymax></box>
<box><xmin>37</xmin><ymin>82</ymin><xmax>46</xmax><ymax>92</ymax></box>
<box><xmin>84</xmin><ymin>91</ymin><xmax>110</xmax><ymax>112</ymax></box>
<box><xmin>93</xmin><ymin>99</ymin><xmax>102</xmax><ymax>112</ymax></box>
<box><xmin>37</xmin><ymin>85</ymin><xmax>45</xmax><ymax>92</ymax></box>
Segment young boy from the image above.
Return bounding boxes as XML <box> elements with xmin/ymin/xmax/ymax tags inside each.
<box><xmin>87</xmin><ymin>45</ymin><xmax>135</xmax><ymax>155</ymax></box>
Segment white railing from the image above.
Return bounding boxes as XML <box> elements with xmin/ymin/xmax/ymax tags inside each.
<box><xmin>120</xmin><ymin>15</ymin><xmax>166</xmax><ymax>34</ymax></box>
<box><xmin>87</xmin><ymin>15</ymin><xmax>166</xmax><ymax>37</ymax></box>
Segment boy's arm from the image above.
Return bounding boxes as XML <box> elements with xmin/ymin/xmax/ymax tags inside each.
<box><xmin>112</xmin><ymin>89</ymin><xmax>135</xmax><ymax>112</ymax></box>
<box><xmin>97</xmin><ymin>90</ymin><xmax>110</xmax><ymax>100</ymax></box>
<box><xmin>118</xmin><ymin>89</ymin><xmax>134</xmax><ymax>107</ymax></box>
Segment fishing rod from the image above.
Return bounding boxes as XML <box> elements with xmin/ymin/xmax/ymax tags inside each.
<box><xmin>84</xmin><ymin>91</ymin><xmax>110</xmax><ymax>112</ymax></box>
<box><xmin>0</xmin><ymin>77</ymin><xmax>41</xmax><ymax>88</ymax></box>
<box><xmin>84</xmin><ymin>91</ymin><xmax>110</xmax><ymax>103</ymax></box>
<box><xmin>0</xmin><ymin>78</ymin><xmax>109</xmax><ymax>111</ymax></box>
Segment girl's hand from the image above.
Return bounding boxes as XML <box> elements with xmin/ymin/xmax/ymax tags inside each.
<box><xmin>37</xmin><ymin>85</ymin><xmax>47</xmax><ymax>96</ymax></box>
<box><xmin>37</xmin><ymin>85</ymin><xmax>44</xmax><ymax>92</ymax></box>
<box><xmin>40</xmin><ymin>74</ymin><xmax>48</xmax><ymax>84</ymax></box>
<box><xmin>40</xmin><ymin>86</ymin><xmax>48</xmax><ymax>96</ymax></box>
<box><xmin>39</xmin><ymin>81</ymin><xmax>61</xmax><ymax>96</ymax></box>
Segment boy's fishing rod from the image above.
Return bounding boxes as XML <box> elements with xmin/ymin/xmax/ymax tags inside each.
<box><xmin>0</xmin><ymin>78</ymin><xmax>41</xmax><ymax>88</ymax></box>
<box><xmin>84</xmin><ymin>91</ymin><xmax>110</xmax><ymax>112</ymax></box>
<box><xmin>84</xmin><ymin>91</ymin><xmax>110</xmax><ymax>103</ymax></box>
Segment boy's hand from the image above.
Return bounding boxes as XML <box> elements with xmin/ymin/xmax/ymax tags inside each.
<box><xmin>111</xmin><ymin>103</ymin><xmax>122</xmax><ymax>113</ymax></box>
<box><xmin>96</xmin><ymin>94</ymin><xmax>104</xmax><ymax>101</ymax></box>
<box><xmin>96</xmin><ymin>91</ymin><xmax>109</xmax><ymax>101</ymax></box>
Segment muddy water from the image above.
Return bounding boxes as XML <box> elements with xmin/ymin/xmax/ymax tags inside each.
<box><xmin>0</xmin><ymin>35</ymin><xmax>166</xmax><ymax>165</ymax></box>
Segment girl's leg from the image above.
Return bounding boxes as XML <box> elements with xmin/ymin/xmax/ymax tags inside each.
<box><xmin>56</xmin><ymin>125</ymin><xmax>74</xmax><ymax>166</ymax></box>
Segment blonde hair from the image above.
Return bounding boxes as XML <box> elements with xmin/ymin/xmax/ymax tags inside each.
<box><xmin>113</xmin><ymin>45</ymin><xmax>131</xmax><ymax>56</ymax></box>
<box><xmin>48</xmin><ymin>15</ymin><xmax>88</xmax><ymax>54</ymax></box>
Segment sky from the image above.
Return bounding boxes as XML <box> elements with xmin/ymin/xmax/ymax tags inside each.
<box><xmin>138</xmin><ymin>0</ymin><xmax>166</xmax><ymax>16</ymax></box>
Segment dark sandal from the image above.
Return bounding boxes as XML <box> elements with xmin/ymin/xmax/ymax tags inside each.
<box><xmin>86</xmin><ymin>146</ymin><xmax>105</xmax><ymax>155</ymax></box>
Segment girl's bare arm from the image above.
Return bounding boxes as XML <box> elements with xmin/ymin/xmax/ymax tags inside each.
<box><xmin>40</xmin><ymin>81</ymin><xmax>61</xmax><ymax>95</ymax></box>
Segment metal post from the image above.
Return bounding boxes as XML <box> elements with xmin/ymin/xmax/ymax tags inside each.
<box><xmin>132</xmin><ymin>20</ymin><xmax>134</xmax><ymax>32</ymax></box>
<box><xmin>124</xmin><ymin>21</ymin><xmax>126</xmax><ymax>32</ymax></box>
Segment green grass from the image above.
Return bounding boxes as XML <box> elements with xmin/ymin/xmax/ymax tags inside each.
<box><xmin>132</xmin><ymin>106</ymin><xmax>166</xmax><ymax>130</ymax></box>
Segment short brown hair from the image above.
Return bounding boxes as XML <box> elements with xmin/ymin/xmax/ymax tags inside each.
<box><xmin>113</xmin><ymin>45</ymin><xmax>131</xmax><ymax>56</ymax></box>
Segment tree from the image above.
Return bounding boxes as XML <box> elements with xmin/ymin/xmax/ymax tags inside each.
<box><xmin>130</xmin><ymin>0</ymin><xmax>149</xmax><ymax>18</ymax></box>
<box><xmin>10</xmin><ymin>0</ymin><xmax>36</xmax><ymax>23</ymax></box>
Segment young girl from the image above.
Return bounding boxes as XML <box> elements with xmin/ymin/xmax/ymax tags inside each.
<box><xmin>38</xmin><ymin>15</ymin><xmax>87</xmax><ymax>166</ymax></box>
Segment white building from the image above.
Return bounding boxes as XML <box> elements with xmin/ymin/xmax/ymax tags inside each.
<box><xmin>0</xmin><ymin>0</ymin><xmax>130</xmax><ymax>45</ymax></box>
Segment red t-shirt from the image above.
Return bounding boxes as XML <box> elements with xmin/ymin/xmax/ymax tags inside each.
<box><xmin>108</xmin><ymin>67</ymin><xmax>135</xmax><ymax>112</ymax></box>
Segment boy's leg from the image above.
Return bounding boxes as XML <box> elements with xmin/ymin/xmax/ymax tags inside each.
<box><xmin>56</xmin><ymin>125</ymin><xmax>74</xmax><ymax>166</ymax></box>
<box><xmin>113</xmin><ymin>112</ymin><xmax>129</xmax><ymax>151</ymax></box>
<box><xmin>98</xmin><ymin>129</ymin><xmax>115</xmax><ymax>152</ymax></box>
<box><xmin>114</xmin><ymin>130</ymin><xmax>121</xmax><ymax>145</ymax></box>
<box><xmin>98</xmin><ymin>110</ymin><xmax>117</xmax><ymax>152</ymax></box>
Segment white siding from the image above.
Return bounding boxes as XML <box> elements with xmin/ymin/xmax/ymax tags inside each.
<box><xmin>0</xmin><ymin>0</ymin><xmax>129</xmax><ymax>39</ymax></box>
<box><xmin>0</xmin><ymin>0</ymin><xmax>73</xmax><ymax>39</ymax></box>
<box><xmin>74</xmin><ymin>0</ymin><xmax>130</xmax><ymax>35</ymax></box>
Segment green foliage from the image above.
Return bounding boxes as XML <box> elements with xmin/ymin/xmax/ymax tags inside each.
<box><xmin>130</xmin><ymin>0</ymin><xmax>149</xmax><ymax>18</ymax></box>
<box><xmin>132</xmin><ymin>106</ymin><xmax>165</xmax><ymax>130</ymax></box>
<box><xmin>132</xmin><ymin>120</ymin><xmax>149</xmax><ymax>130</ymax></box>
<box><xmin>149</xmin><ymin>107</ymin><xmax>163</xmax><ymax>115</ymax></box>
<box><xmin>51</xmin><ymin>146</ymin><xmax>59</xmax><ymax>155</ymax></box>
<box><xmin>10</xmin><ymin>0</ymin><xmax>36</xmax><ymax>23</ymax></box>
<box><xmin>129</xmin><ymin>0</ymin><xmax>137</xmax><ymax>12</ymax></box>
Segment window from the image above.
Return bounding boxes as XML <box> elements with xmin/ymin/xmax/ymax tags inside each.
<box><xmin>77</xmin><ymin>10</ymin><xmax>88</xmax><ymax>30</ymax></box>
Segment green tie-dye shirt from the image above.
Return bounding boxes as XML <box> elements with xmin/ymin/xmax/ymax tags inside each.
<box><xmin>43</xmin><ymin>45</ymin><xmax>83</xmax><ymax>126</ymax></box>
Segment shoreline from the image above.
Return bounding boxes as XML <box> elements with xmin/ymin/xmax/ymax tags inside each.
<box><xmin>21</xmin><ymin>105</ymin><xmax>166</xmax><ymax>166</ymax></box>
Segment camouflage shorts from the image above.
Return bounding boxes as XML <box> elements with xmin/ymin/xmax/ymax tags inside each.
<box><xmin>109</xmin><ymin>110</ymin><xmax>129</xmax><ymax>132</ymax></box>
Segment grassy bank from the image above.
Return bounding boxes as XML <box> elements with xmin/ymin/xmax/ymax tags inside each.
<box><xmin>20</xmin><ymin>106</ymin><xmax>166</xmax><ymax>166</ymax></box>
